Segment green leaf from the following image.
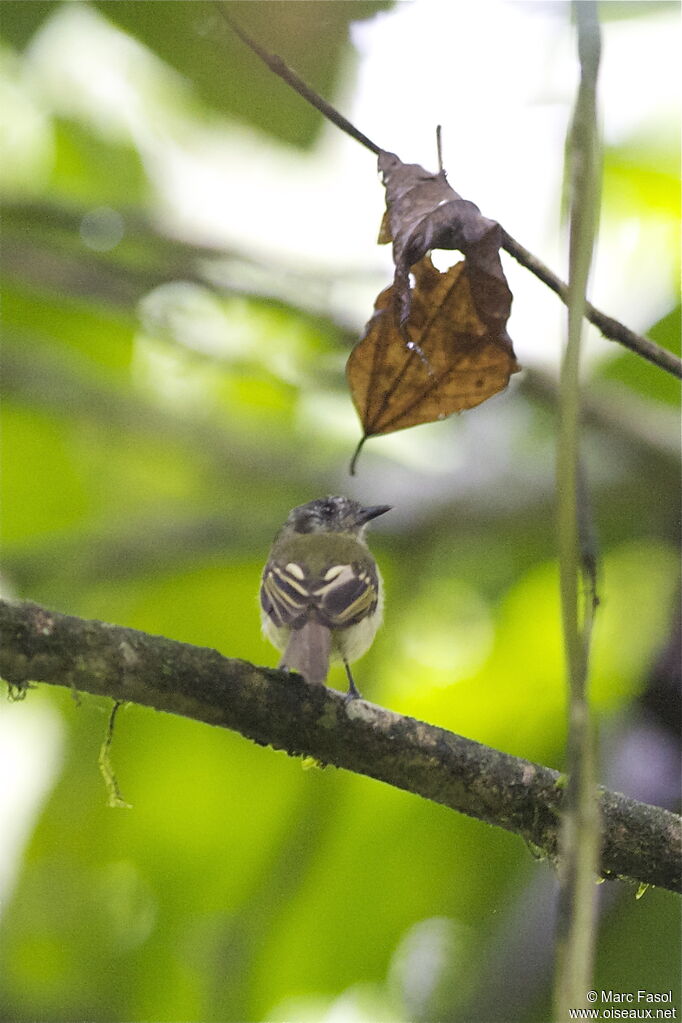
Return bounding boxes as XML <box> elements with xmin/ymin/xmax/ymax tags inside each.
<box><xmin>90</xmin><ymin>0</ymin><xmax>393</xmax><ymax>147</ymax></box>
<box><xmin>50</xmin><ymin>119</ymin><xmax>148</xmax><ymax>206</ymax></box>
<box><xmin>595</xmin><ymin>306</ymin><xmax>681</xmax><ymax>405</ymax></box>
<box><xmin>0</xmin><ymin>2</ymin><xmax>56</xmax><ymax>50</ymax></box>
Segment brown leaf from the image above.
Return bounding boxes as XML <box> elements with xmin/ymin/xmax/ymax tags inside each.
<box><xmin>347</xmin><ymin>256</ymin><xmax>520</xmax><ymax>455</ymax></box>
<box><xmin>378</xmin><ymin>150</ymin><xmax>511</xmax><ymax>333</ymax></box>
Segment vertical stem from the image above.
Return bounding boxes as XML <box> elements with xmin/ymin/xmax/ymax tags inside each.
<box><xmin>554</xmin><ymin>3</ymin><xmax>602</xmax><ymax>1020</ymax></box>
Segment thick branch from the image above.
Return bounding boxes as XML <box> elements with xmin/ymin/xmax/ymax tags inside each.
<box><xmin>1</xmin><ymin>598</ymin><xmax>680</xmax><ymax>894</ymax></box>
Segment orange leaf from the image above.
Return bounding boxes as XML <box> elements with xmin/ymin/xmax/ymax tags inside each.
<box><xmin>347</xmin><ymin>256</ymin><xmax>520</xmax><ymax>460</ymax></box>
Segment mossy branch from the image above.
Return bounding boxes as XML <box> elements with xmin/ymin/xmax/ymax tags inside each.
<box><xmin>1</xmin><ymin>598</ymin><xmax>680</xmax><ymax>895</ymax></box>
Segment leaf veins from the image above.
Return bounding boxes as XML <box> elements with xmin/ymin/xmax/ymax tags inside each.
<box><xmin>347</xmin><ymin>255</ymin><xmax>521</xmax><ymax>457</ymax></box>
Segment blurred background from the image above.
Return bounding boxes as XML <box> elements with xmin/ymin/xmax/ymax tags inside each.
<box><xmin>0</xmin><ymin>1</ymin><xmax>680</xmax><ymax>1020</ymax></box>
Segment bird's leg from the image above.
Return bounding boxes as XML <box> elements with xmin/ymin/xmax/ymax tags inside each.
<box><xmin>343</xmin><ymin>661</ymin><xmax>362</xmax><ymax>702</ymax></box>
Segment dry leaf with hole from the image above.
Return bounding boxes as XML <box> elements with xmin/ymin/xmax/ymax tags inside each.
<box><xmin>378</xmin><ymin>150</ymin><xmax>513</xmax><ymax>335</ymax></box>
<box><xmin>347</xmin><ymin>255</ymin><xmax>520</xmax><ymax>462</ymax></box>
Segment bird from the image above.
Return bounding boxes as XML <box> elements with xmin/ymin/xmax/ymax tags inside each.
<box><xmin>260</xmin><ymin>495</ymin><xmax>390</xmax><ymax>699</ymax></box>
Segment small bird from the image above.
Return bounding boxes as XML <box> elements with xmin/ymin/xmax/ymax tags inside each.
<box><xmin>260</xmin><ymin>496</ymin><xmax>390</xmax><ymax>699</ymax></box>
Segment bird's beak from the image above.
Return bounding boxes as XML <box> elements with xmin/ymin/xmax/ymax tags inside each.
<box><xmin>358</xmin><ymin>504</ymin><xmax>392</xmax><ymax>524</ymax></box>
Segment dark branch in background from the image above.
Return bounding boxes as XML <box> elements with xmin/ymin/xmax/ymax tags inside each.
<box><xmin>217</xmin><ymin>6</ymin><xmax>681</xmax><ymax>382</ymax></box>
<box><xmin>2</xmin><ymin>598</ymin><xmax>680</xmax><ymax>895</ymax></box>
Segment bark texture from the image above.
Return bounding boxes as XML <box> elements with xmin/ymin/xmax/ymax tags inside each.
<box><xmin>1</xmin><ymin>598</ymin><xmax>680</xmax><ymax>893</ymax></box>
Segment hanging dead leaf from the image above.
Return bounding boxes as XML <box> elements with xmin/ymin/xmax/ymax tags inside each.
<box><xmin>378</xmin><ymin>150</ymin><xmax>511</xmax><ymax>335</ymax></box>
<box><xmin>347</xmin><ymin>255</ymin><xmax>520</xmax><ymax>467</ymax></box>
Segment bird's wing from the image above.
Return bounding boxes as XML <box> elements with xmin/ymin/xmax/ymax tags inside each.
<box><xmin>313</xmin><ymin>563</ymin><xmax>379</xmax><ymax>627</ymax></box>
<box><xmin>260</xmin><ymin>561</ymin><xmax>312</xmax><ymax>628</ymax></box>
<box><xmin>260</xmin><ymin>560</ymin><xmax>378</xmax><ymax>630</ymax></box>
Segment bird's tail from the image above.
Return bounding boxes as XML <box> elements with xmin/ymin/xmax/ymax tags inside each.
<box><xmin>281</xmin><ymin>621</ymin><xmax>332</xmax><ymax>685</ymax></box>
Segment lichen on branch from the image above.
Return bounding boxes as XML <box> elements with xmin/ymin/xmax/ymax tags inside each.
<box><xmin>1</xmin><ymin>597</ymin><xmax>680</xmax><ymax>894</ymax></box>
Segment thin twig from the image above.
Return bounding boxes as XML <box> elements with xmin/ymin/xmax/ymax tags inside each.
<box><xmin>501</xmin><ymin>231</ymin><xmax>682</xmax><ymax>379</ymax></box>
<box><xmin>435</xmin><ymin>124</ymin><xmax>444</xmax><ymax>173</ymax></box>
<box><xmin>219</xmin><ymin>8</ymin><xmax>681</xmax><ymax>381</ymax></box>
<box><xmin>215</xmin><ymin>3</ymin><xmax>381</xmax><ymax>156</ymax></box>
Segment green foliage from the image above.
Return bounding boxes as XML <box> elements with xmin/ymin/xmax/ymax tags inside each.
<box><xmin>50</xmin><ymin>118</ymin><xmax>149</xmax><ymax>205</ymax></box>
<box><xmin>595</xmin><ymin>305</ymin><xmax>681</xmax><ymax>405</ymax></box>
<box><xmin>91</xmin><ymin>0</ymin><xmax>393</xmax><ymax>147</ymax></box>
<box><xmin>0</xmin><ymin>2</ymin><xmax>56</xmax><ymax>50</ymax></box>
<box><xmin>0</xmin><ymin>2</ymin><xmax>679</xmax><ymax>1022</ymax></box>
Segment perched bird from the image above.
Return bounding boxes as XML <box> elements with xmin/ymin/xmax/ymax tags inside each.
<box><xmin>260</xmin><ymin>496</ymin><xmax>390</xmax><ymax>698</ymax></box>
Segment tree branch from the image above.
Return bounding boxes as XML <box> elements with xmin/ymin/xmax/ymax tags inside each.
<box><xmin>500</xmin><ymin>231</ymin><xmax>681</xmax><ymax>379</ymax></box>
<box><xmin>218</xmin><ymin>9</ymin><xmax>681</xmax><ymax>382</ymax></box>
<box><xmin>216</xmin><ymin>4</ymin><xmax>382</xmax><ymax>157</ymax></box>
<box><xmin>1</xmin><ymin>598</ymin><xmax>680</xmax><ymax>894</ymax></box>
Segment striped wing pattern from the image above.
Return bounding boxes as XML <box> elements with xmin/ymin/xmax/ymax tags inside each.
<box><xmin>261</xmin><ymin>559</ymin><xmax>378</xmax><ymax>631</ymax></box>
